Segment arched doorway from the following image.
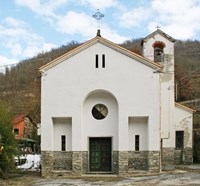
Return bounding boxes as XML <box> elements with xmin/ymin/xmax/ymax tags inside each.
<box><xmin>82</xmin><ymin>90</ymin><xmax>118</xmax><ymax>172</ymax></box>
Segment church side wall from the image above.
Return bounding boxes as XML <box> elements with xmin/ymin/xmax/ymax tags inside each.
<box><xmin>160</xmin><ymin>107</ymin><xmax>193</xmax><ymax>170</ymax></box>
<box><xmin>174</xmin><ymin>106</ymin><xmax>193</xmax><ymax>164</ymax></box>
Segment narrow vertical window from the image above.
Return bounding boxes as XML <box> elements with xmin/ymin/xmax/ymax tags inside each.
<box><xmin>61</xmin><ymin>135</ymin><xmax>66</xmax><ymax>151</ymax></box>
<box><xmin>135</xmin><ymin>135</ymin><xmax>140</xmax><ymax>151</ymax></box>
<box><xmin>95</xmin><ymin>54</ymin><xmax>99</xmax><ymax>68</ymax></box>
<box><xmin>176</xmin><ymin>131</ymin><xmax>184</xmax><ymax>148</ymax></box>
<box><xmin>102</xmin><ymin>54</ymin><xmax>105</xmax><ymax>68</ymax></box>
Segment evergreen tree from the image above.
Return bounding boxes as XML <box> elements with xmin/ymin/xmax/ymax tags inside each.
<box><xmin>0</xmin><ymin>101</ymin><xmax>17</xmax><ymax>178</ymax></box>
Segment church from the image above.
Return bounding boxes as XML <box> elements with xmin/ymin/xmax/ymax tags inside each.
<box><xmin>39</xmin><ymin>29</ymin><xmax>194</xmax><ymax>177</ymax></box>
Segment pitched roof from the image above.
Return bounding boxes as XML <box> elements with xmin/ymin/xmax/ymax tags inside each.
<box><xmin>175</xmin><ymin>102</ymin><xmax>196</xmax><ymax>113</ymax></box>
<box><xmin>12</xmin><ymin>114</ymin><xmax>25</xmax><ymax>125</ymax></box>
<box><xmin>142</xmin><ymin>29</ymin><xmax>176</xmax><ymax>43</ymax></box>
<box><xmin>39</xmin><ymin>36</ymin><xmax>163</xmax><ymax>72</ymax></box>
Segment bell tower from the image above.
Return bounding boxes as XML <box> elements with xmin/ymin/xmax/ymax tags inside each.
<box><xmin>142</xmin><ymin>29</ymin><xmax>176</xmax><ymax>73</ymax></box>
<box><xmin>142</xmin><ymin>29</ymin><xmax>176</xmax><ymax>140</ymax></box>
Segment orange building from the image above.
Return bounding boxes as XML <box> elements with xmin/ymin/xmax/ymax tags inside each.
<box><xmin>13</xmin><ymin>115</ymin><xmax>25</xmax><ymax>139</ymax></box>
<box><xmin>12</xmin><ymin>115</ymin><xmax>35</xmax><ymax>140</ymax></box>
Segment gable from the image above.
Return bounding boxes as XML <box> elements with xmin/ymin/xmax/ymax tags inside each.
<box><xmin>12</xmin><ymin>114</ymin><xmax>24</xmax><ymax>125</ymax></box>
<box><xmin>39</xmin><ymin>36</ymin><xmax>163</xmax><ymax>73</ymax></box>
<box><xmin>142</xmin><ymin>29</ymin><xmax>176</xmax><ymax>44</ymax></box>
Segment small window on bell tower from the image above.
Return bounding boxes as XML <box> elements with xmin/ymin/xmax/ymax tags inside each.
<box><xmin>153</xmin><ymin>41</ymin><xmax>165</xmax><ymax>62</ymax></box>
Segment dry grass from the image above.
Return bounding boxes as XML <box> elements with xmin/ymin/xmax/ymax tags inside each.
<box><xmin>0</xmin><ymin>171</ymin><xmax>40</xmax><ymax>186</ymax></box>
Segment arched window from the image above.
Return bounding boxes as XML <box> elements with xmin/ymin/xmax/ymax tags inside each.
<box><xmin>153</xmin><ymin>41</ymin><xmax>165</xmax><ymax>62</ymax></box>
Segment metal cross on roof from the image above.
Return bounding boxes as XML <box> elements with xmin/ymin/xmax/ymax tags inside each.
<box><xmin>156</xmin><ymin>25</ymin><xmax>160</xmax><ymax>30</ymax></box>
<box><xmin>92</xmin><ymin>9</ymin><xmax>104</xmax><ymax>20</ymax></box>
<box><xmin>92</xmin><ymin>9</ymin><xmax>104</xmax><ymax>30</ymax></box>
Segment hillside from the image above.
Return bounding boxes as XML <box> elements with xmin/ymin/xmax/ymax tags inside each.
<box><xmin>0</xmin><ymin>40</ymin><xmax>80</xmax><ymax>124</ymax></box>
<box><xmin>0</xmin><ymin>38</ymin><xmax>200</xmax><ymax>124</ymax></box>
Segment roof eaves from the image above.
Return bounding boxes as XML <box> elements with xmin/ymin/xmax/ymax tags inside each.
<box><xmin>175</xmin><ymin>102</ymin><xmax>196</xmax><ymax>113</ymax></box>
<box><xmin>98</xmin><ymin>37</ymin><xmax>163</xmax><ymax>70</ymax></box>
<box><xmin>39</xmin><ymin>35</ymin><xmax>163</xmax><ymax>72</ymax></box>
<box><xmin>39</xmin><ymin>36</ymin><xmax>100</xmax><ymax>72</ymax></box>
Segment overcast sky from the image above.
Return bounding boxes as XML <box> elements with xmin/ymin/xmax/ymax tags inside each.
<box><xmin>1</xmin><ymin>0</ymin><xmax>200</xmax><ymax>71</ymax></box>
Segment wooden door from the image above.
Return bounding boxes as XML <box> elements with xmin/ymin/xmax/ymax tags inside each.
<box><xmin>89</xmin><ymin>138</ymin><xmax>111</xmax><ymax>172</ymax></box>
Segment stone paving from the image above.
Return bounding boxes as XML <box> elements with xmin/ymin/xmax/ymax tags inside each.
<box><xmin>32</xmin><ymin>169</ymin><xmax>200</xmax><ymax>186</ymax></box>
<box><xmin>1</xmin><ymin>165</ymin><xmax>200</xmax><ymax>186</ymax></box>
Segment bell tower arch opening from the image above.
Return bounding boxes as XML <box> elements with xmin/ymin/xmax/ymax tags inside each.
<box><xmin>152</xmin><ymin>41</ymin><xmax>166</xmax><ymax>62</ymax></box>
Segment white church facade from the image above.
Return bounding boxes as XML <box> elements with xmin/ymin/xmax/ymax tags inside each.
<box><xmin>40</xmin><ymin>29</ymin><xmax>194</xmax><ymax>177</ymax></box>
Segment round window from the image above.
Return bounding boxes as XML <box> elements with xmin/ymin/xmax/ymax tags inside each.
<box><xmin>92</xmin><ymin>104</ymin><xmax>108</xmax><ymax>120</ymax></box>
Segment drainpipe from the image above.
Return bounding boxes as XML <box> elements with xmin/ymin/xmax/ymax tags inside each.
<box><xmin>153</xmin><ymin>68</ymin><xmax>163</xmax><ymax>173</ymax></box>
<box><xmin>159</xmin><ymin>72</ymin><xmax>163</xmax><ymax>173</ymax></box>
<box><xmin>160</xmin><ymin>138</ymin><xmax>163</xmax><ymax>172</ymax></box>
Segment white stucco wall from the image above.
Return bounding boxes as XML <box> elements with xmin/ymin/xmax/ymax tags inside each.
<box><xmin>174</xmin><ymin>106</ymin><xmax>193</xmax><ymax>148</ymax></box>
<box><xmin>128</xmin><ymin>117</ymin><xmax>148</xmax><ymax>151</ymax></box>
<box><xmin>41</xmin><ymin>41</ymin><xmax>161</xmax><ymax>152</ymax></box>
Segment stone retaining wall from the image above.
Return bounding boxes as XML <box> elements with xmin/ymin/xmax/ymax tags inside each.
<box><xmin>162</xmin><ymin>148</ymin><xmax>175</xmax><ymax>170</ymax></box>
<box><xmin>41</xmin><ymin>148</ymin><xmax>192</xmax><ymax>177</ymax></box>
<box><xmin>52</xmin><ymin>151</ymin><xmax>72</xmax><ymax>170</ymax></box>
<box><xmin>128</xmin><ymin>151</ymin><xmax>148</xmax><ymax>170</ymax></box>
<box><xmin>113</xmin><ymin>151</ymin><xmax>119</xmax><ymax>174</ymax></box>
<box><xmin>82</xmin><ymin>151</ymin><xmax>88</xmax><ymax>174</ymax></box>
<box><xmin>174</xmin><ymin>147</ymin><xmax>193</xmax><ymax>165</ymax></box>
<box><xmin>118</xmin><ymin>151</ymin><xmax>128</xmax><ymax>175</ymax></box>
<box><xmin>148</xmin><ymin>151</ymin><xmax>160</xmax><ymax>172</ymax></box>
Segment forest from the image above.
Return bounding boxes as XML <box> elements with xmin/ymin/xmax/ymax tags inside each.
<box><xmin>0</xmin><ymin>38</ymin><xmax>200</xmax><ymax>125</ymax></box>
